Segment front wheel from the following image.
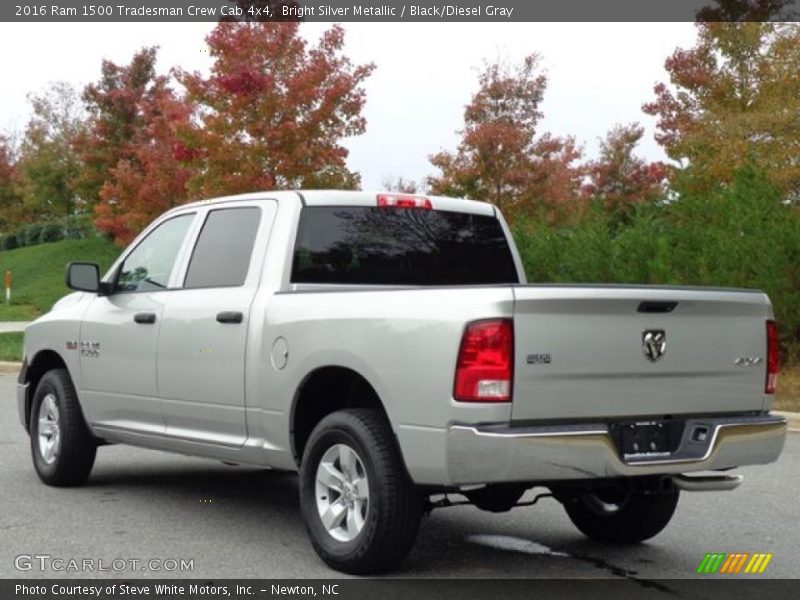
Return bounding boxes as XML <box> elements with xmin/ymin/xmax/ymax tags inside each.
<box><xmin>30</xmin><ymin>369</ymin><xmax>97</xmax><ymax>487</ymax></box>
<box><xmin>298</xmin><ymin>409</ymin><xmax>422</xmax><ymax>574</ymax></box>
<box><xmin>560</xmin><ymin>481</ymin><xmax>679</xmax><ymax>544</ymax></box>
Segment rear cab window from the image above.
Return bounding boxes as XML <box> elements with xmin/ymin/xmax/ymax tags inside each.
<box><xmin>291</xmin><ymin>206</ymin><xmax>519</xmax><ymax>285</ymax></box>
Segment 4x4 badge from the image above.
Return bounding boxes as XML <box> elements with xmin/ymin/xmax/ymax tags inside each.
<box><xmin>642</xmin><ymin>330</ymin><xmax>666</xmax><ymax>362</ymax></box>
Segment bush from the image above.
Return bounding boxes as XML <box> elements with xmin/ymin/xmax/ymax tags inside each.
<box><xmin>63</xmin><ymin>215</ymin><xmax>97</xmax><ymax>240</ymax></box>
<box><xmin>0</xmin><ymin>234</ymin><xmax>18</xmax><ymax>251</ymax></box>
<box><xmin>40</xmin><ymin>223</ymin><xmax>64</xmax><ymax>243</ymax></box>
<box><xmin>64</xmin><ymin>222</ymin><xmax>84</xmax><ymax>240</ymax></box>
<box><xmin>19</xmin><ymin>223</ymin><xmax>44</xmax><ymax>247</ymax></box>
<box><xmin>0</xmin><ymin>216</ymin><xmax>95</xmax><ymax>251</ymax></box>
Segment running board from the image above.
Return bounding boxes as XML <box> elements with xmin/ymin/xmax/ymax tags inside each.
<box><xmin>671</xmin><ymin>473</ymin><xmax>743</xmax><ymax>492</ymax></box>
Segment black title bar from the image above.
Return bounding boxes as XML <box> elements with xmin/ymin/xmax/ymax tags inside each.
<box><xmin>3</xmin><ymin>0</ymin><xmax>800</xmax><ymax>22</ymax></box>
<box><xmin>4</xmin><ymin>579</ymin><xmax>800</xmax><ymax>600</ymax></box>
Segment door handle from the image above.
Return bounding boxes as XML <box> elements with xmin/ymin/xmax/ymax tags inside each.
<box><xmin>216</xmin><ymin>311</ymin><xmax>243</xmax><ymax>324</ymax></box>
<box><xmin>134</xmin><ymin>312</ymin><xmax>157</xmax><ymax>324</ymax></box>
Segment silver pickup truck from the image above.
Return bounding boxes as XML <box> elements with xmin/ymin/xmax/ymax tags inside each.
<box><xmin>18</xmin><ymin>191</ymin><xmax>786</xmax><ymax>573</ymax></box>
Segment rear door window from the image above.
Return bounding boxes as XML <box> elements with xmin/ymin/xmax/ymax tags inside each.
<box><xmin>184</xmin><ymin>207</ymin><xmax>262</xmax><ymax>288</ymax></box>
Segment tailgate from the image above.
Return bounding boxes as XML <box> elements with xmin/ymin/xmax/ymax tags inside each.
<box><xmin>511</xmin><ymin>285</ymin><xmax>772</xmax><ymax>421</ymax></box>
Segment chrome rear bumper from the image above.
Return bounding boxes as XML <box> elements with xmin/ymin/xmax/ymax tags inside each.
<box><xmin>446</xmin><ymin>414</ymin><xmax>787</xmax><ymax>485</ymax></box>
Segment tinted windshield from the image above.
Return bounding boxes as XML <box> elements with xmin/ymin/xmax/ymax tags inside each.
<box><xmin>291</xmin><ymin>206</ymin><xmax>519</xmax><ymax>285</ymax></box>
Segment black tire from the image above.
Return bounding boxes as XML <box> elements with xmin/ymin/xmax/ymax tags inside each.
<box><xmin>299</xmin><ymin>408</ymin><xmax>423</xmax><ymax>574</ymax></box>
<box><xmin>29</xmin><ymin>369</ymin><xmax>96</xmax><ymax>487</ymax></box>
<box><xmin>562</xmin><ymin>484</ymin><xmax>679</xmax><ymax>544</ymax></box>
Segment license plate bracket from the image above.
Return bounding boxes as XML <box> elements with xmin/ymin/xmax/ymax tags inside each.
<box><xmin>611</xmin><ymin>420</ymin><xmax>684</xmax><ymax>461</ymax></box>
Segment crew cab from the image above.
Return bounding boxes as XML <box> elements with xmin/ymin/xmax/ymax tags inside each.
<box><xmin>18</xmin><ymin>191</ymin><xmax>787</xmax><ymax>573</ymax></box>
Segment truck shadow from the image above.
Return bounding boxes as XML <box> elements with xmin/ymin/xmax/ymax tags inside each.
<box><xmin>84</xmin><ymin>453</ymin><xmax>680</xmax><ymax>581</ymax></box>
<box><xmin>89</xmin><ymin>459</ymin><xmax>300</xmax><ymax>514</ymax></box>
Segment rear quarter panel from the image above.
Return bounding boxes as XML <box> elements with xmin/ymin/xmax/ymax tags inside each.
<box><xmin>252</xmin><ymin>286</ymin><xmax>515</xmax><ymax>482</ymax></box>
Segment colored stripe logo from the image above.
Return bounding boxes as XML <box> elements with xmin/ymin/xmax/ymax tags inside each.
<box><xmin>697</xmin><ymin>552</ymin><xmax>773</xmax><ymax>574</ymax></box>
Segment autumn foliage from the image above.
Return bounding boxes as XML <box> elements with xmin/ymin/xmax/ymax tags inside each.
<box><xmin>428</xmin><ymin>55</ymin><xmax>586</xmax><ymax>220</ymax></box>
<box><xmin>428</xmin><ymin>55</ymin><xmax>667</xmax><ymax>224</ymax></box>
<box><xmin>0</xmin><ymin>137</ymin><xmax>23</xmax><ymax>231</ymax></box>
<box><xmin>643</xmin><ymin>21</ymin><xmax>800</xmax><ymax>196</ymax></box>
<box><xmin>583</xmin><ymin>124</ymin><xmax>668</xmax><ymax>216</ymax></box>
<box><xmin>71</xmin><ymin>48</ymin><xmax>189</xmax><ymax>243</ymax></box>
<box><xmin>95</xmin><ymin>88</ymin><xmax>193</xmax><ymax>244</ymax></box>
<box><xmin>177</xmin><ymin>22</ymin><xmax>374</xmax><ymax>198</ymax></box>
<box><xmin>1</xmin><ymin>15</ymin><xmax>798</xmax><ymax>254</ymax></box>
<box><xmin>76</xmin><ymin>48</ymin><xmax>165</xmax><ymax>207</ymax></box>
<box><xmin>63</xmin><ymin>23</ymin><xmax>375</xmax><ymax>243</ymax></box>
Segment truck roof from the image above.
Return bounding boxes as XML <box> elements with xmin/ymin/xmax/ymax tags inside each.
<box><xmin>175</xmin><ymin>190</ymin><xmax>497</xmax><ymax>217</ymax></box>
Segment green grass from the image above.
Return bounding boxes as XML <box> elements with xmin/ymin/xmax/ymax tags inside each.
<box><xmin>0</xmin><ymin>332</ymin><xmax>23</xmax><ymax>361</ymax></box>
<box><xmin>0</xmin><ymin>237</ymin><xmax>120</xmax><ymax>320</ymax></box>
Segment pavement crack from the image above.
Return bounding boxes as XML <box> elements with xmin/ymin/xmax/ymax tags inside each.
<box><xmin>467</xmin><ymin>534</ymin><xmax>677</xmax><ymax>594</ymax></box>
<box><xmin>0</xmin><ymin>521</ymin><xmax>32</xmax><ymax>531</ymax></box>
<box><xmin>566</xmin><ymin>550</ymin><xmax>677</xmax><ymax>594</ymax></box>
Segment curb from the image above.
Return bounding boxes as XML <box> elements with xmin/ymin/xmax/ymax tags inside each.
<box><xmin>774</xmin><ymin>411</ymin><xmax>800</xmax><ymax>433</ymax></box>
<box><xmin>0</xmin><ymin>361</ymin><xmax>21</xmax><ymax>372</ymax></box>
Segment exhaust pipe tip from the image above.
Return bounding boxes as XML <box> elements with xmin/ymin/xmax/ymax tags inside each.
<box><xmin>672</xmin><ymin>473</ymin><xmax>743</xmax><ymax>492</ymax></box>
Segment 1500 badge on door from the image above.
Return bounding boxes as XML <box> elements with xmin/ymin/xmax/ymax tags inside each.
<box><xmin>67</xmin><ymin>340</ymin><xmax>100</xmax><ymax>358</ymax></box>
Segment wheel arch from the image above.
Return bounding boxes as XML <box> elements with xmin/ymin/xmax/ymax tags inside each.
<box><xmin>290</xmin><ymin>365</ymin><xmax>394</xmax><ymax>466</ymax></box>
<box><xmin>20</xmin><ymin>349</ymin><xmax>71</xmax><ymax>432</ymax></box>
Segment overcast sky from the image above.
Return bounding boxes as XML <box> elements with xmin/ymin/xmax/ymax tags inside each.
<box><xmin>0</xmin><ymin>22</ymin><xmax>697</xmax><ymax>190</ymax></box>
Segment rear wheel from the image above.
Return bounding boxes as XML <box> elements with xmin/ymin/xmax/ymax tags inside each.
<box><xmin>560</xmin><ymin>480</ymin><xmax>679</xmax><ymax>544</ymax></box>
<box><xmin>30</xmin><ymin>369</ymin><xmax>96</xmax><ymax>487</ymax></box>
<box><xmin>298</xmin><ymin>409</ymin><xmax>422</xmax><ymax>574</ymax></box>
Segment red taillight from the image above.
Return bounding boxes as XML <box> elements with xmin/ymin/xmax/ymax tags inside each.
<box><xmin>766</xmin><ymin>320</ymin><xmax>779</xmax><ymax>394</ymax></box>
<box><xmin>454</xmin><ymin>319</ymin><xmax>513</xmax><ymax>402</ymax></box>
<box><xmin>377</xmin><ymin>193</ymin><xmax>432</xmax><ymax>210</ymax></box>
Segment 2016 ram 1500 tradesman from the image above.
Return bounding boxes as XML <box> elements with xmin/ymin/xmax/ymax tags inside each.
<box><xmin>18</xmin><ymin>191</ymin><xmax>786</xmax><ymax>573</ymax></box>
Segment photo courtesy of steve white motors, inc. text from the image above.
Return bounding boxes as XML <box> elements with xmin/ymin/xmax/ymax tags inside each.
<box><xmin>15</xmin><ymin>583</ymin><xmax>339</xmax><ymax>597</ymax></box>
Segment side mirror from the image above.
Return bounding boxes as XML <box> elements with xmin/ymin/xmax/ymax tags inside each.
<box><xmin>65</xmin><ymin>262</ymin><xmax>101</xmax><ymax>293</ymax></box>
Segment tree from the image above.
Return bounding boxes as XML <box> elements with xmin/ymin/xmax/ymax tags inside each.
<box><xmin>15</xmin><ymin>82</ymin><xmax>85</xmax><ymax>219</ymax></box>
<box><xmin>75</xmin><ymin>47</ymin><xmax>164</xmax><ymax>207</ymax></box>
<box><xmin>428</xmin><ymin>55</ymin><xmax>545</xmax><ymax>216</ymax></box>
<box><xmin>95</xmin><ymin>87</ymin><xmax>194</xmax><ymax>244</ymax></box>
<box><xmin>78</xmin><ymin>47</ymin><xmax>197</xmax><ymax>243</ymax></box>
<box><xmin>695</xmin><ymin>0</ymin><xmax>795</xmax><ymax>21</ymax></box>
<box><xmin>428</xmin><ymin>55</ymin><xmax>583</xmax><ymax>221</ymax></box>
<box><xmin>583</xmin><ymin>123</ymin><xmax>667</xmax><ymax>217</ymax></box>
<box><xmin>526</xmin><ymin>133</ymin><xmax>584</xmax><ymax>222</ymax></box>
<box><xmin>0</xmin><ymin>135</ymin><xmax>24</xmax><ymax>231</ymax></box>
<box><xmin>380</xmin><ymin>175</ymin><xmax>420</xmax><ymax>194</ymax></box>
<box><xmin>177</xmin><ymin>22</ymin><xmax>374</xmax><ymax>197</ymax></box>
<box><xmin>643</xmin><ymin>20</ymin><xmax>800</xmax><ymax>197</ymax></box>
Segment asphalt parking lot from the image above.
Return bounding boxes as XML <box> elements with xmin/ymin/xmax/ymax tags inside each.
<box><xmin>1</xmin><ymin>370</ymin><xmax>798</xmax><ymax>582</ymax></box>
